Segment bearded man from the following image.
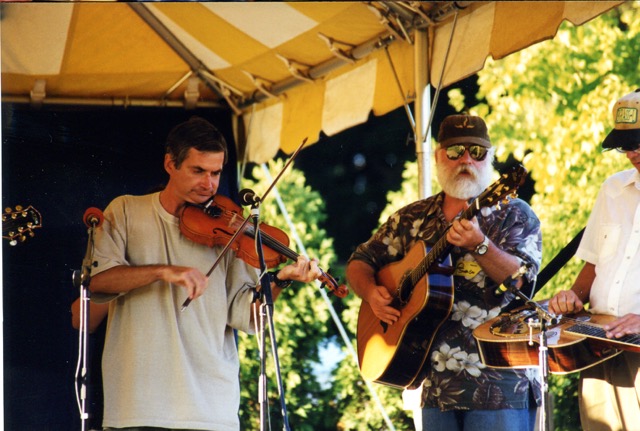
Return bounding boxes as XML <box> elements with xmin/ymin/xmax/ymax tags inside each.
<box><xmin>346</xmin><ymin>114</ymin><xmax>542</xmax><ymax>431</ymax></box>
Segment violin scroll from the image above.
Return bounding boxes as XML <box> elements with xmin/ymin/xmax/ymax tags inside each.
<box><xmin>318</xmin><ymin>270</ymin><xmax>348</xmax><ymax>298</ymax></box>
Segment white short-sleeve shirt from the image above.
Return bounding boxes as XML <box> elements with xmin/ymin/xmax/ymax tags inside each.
<box><xmin>576</xmin><ymin>168</ymin><xmax>640</xmax><ymax>317</ymax></box>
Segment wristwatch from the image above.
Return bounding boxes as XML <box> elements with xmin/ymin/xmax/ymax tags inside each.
<box><xmin>474</xmin><ymin>235</ymin><xmax>489</xmax><ymax>255</ymax></box>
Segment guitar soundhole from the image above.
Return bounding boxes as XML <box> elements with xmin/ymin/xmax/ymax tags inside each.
<box><xmin>396</xmin><ymin>272</ymin><xmax>413</xmax><ymax>306</ymax></box>
<box><xmin>490</xmin><ymin>309</ymin><xmax>539</xmax><ymax>337</ymax></box>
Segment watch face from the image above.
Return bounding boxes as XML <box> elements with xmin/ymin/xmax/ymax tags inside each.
<box><xmin>475</xmin><ymin>236</ymin><xmax>489</xmax><ymax>255</ymax></box>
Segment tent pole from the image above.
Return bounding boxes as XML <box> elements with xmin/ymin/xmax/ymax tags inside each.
<box><xmin>414</xmin><ymin>29</ymin><xmax>431</xmax><ymax>199</ymax></box>
<box><xmin>414</xmin><ymin>6</ymin><xmax>459</xmax><ymax>200</ymax></box>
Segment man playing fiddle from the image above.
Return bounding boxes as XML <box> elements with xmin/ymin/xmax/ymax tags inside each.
<box><xmin>90</xmin><ymin>116</ymin><xmax>320</xmax><ymax>431</ymax></box>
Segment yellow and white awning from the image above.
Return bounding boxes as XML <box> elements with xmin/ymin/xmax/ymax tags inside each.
<box><xmin>1</xmin><ymin>1</ymin><xmax>622</xmax><ymax>162</ymax></box>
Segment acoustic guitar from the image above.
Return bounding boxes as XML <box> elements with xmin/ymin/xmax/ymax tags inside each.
<box><xmin>2</xmin><ymin>205</ymin><xmax>42</xmax><ymax>246</ymax></box>
<box><xmin>472</xmin><ymin>305</ymin><xmax>638</xmax><ymax>374</ymax></box>
<box><xmin>357</xmin><ymin>165</ymin><xmax>527</xmax><ymax>389</ymax></box>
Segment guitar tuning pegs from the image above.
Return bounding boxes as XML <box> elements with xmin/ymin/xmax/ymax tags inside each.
<box><xmin>3</xmin><ymin>205</ymin><xmax>42</xmax><ymax>246</ymax></box>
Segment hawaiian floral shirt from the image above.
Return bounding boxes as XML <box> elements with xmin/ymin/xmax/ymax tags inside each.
<box><xmin>350</xmin><ymin>191</ymin><xmax>542</xmax><ymax>411</ymax></box>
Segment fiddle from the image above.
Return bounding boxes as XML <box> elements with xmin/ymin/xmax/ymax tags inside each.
<box><xmin>178</xmin><ymin>194</ymin><xmax>348</xmax><ymax>298</ymax></box>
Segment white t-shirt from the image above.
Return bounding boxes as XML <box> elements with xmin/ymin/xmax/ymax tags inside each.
<box><xmin>93</xmin><ymin>193</ymin><xmax>259</xmax><ymax>430</ymax></box>
<box><xmin>576</xmin><ymin>169</ymin><xmax>640</xmax><ymax>317</ymax></box>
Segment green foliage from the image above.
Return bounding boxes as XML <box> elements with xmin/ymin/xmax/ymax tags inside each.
<box><xmin>330</xmin><ymin>291</ymin><xmax>415</xmax><ymax>430</ymax></box>
<box><xmin>379</xmin><ymin>158</ymin><xmax>433</xmax><ymax>223</ymax></box>
<box><xmin>549</xmin><ymin>374</ymin><xmax>582</xmax><ymax>431</ymax></box>
<box><xmin>474</xmin><ymin>3</ymin><xmax>639</xmax><ymax>305</ymax></box>
<box><xmin>237</xmin><ymin>159</ymin><xmax>343</xmax><ymax>430</ymax></box>
<box><xmin>237</xmin><ymin>159</ymin><xmax>416</xmax><ymax>430</ymax></box>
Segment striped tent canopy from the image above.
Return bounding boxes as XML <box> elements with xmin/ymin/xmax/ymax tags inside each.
<box><xmin>1</xmin><ymin>1</ymin><xmax>622</xmax><ymax>163</ymax></box>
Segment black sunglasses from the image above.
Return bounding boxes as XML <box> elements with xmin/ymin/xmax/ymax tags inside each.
<box><xmin>444</xmin><ymin>144</ymin><xmax>489</xmax><ymax>161</ymax></box>
<box><xmin>614</xmin><ymin>144</ymin><xmax>640</xmax><ymax>153</ymax></box>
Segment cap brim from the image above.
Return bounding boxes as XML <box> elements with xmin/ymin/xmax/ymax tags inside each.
<box><xmin>602</xmin><ymin>128</ymin><xmax>640</xmax><ymax>149</ymax></box>
<box><xmin>440</xmin><ymin>136</ymin><xmax>491</xmax><ymax>148</ymax></box>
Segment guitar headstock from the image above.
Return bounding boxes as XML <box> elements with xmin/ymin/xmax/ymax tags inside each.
<box><xmin>2</xmin><ymin>205</ymin><xmax>42</xmax><ymax>246</ymax></box>
<box><xmin>474</xmin><ymin>164</ymin><xmax>527</xmax><ymax>210</ymax></box>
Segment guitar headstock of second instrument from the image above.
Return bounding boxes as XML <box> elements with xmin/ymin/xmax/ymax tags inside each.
<box><xmin>474</xmin><ymin>164</ymin><xmax>527</xmax><ymax>210</ymax></box>
<box><xmin>2</xmin><ymin>205</ymin><xmax>42</xmax><ymax>246</ymax></box>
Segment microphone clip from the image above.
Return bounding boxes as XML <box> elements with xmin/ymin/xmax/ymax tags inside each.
<box><xmin>494</xmin><ymin>263</ymin><xmax>530</xmax><ymax>296</ymax></box>
<box><xmin>83</xmin><ymin>207</ymin><xmax>104</xmax><ymax>229</ymax></box>
<box><xmin>238</xmin><ymin>188</ymin><xmax>262</xmax><ymax>207</ymax></box>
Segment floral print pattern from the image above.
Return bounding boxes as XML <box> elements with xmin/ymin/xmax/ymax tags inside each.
<box><xmin>350</xmin><ymin>191</ymin><xmax>542</xmax><ymax>411</ymax></box>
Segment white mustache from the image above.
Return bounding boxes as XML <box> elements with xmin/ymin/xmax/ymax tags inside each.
<box><xmin>455</xmin><ymin>165</ymin><xmax>478</xmax><ymax>178</ymax></box>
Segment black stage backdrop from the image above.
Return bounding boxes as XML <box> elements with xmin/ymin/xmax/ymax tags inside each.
<box><xmin>2</xmin><ymin>104</ymin><xmax>237</xmax><ymax>430</ymax></box>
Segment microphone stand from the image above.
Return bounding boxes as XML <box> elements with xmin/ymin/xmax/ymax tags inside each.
<box><xmin>72</xmin><ymin>219</ymin><xmax>100</xmax><ymax>431</ymax></box>
<box><xmin>250</xmin><ymin>202</ymin><xmax>291</xmax><ymax>431</ymax></box>
<box><xmin>502</xmin><ymin>278</ymin><xmax>558</xmax><ymax>431</ymax></box>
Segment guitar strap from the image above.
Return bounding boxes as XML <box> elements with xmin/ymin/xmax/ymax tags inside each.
<box><xmin>533</xmin><ymin>227</ymin><xmax>585</xmax><ymax>296</ymax></box>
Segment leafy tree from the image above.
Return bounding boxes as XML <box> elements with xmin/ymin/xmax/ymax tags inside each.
<box><xmin>237</xmin><ymin>159</ymin><xmax>346</xmax><ymax>430</ymax></box>
<box><xmin>239</xmin><ymin>159</ymin><xmax>416</xmax><ymax>430</ymax></box>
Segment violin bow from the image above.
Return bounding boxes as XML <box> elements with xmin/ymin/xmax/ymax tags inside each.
<box><xmin>259</xmin><ymin>137</ymin><xmax>308</xmax><ymax>203</ymax></box>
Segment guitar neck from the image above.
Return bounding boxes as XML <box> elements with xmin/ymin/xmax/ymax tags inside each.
<box><xmin>565</xmin><ymin>322</ymin><xmax>640</xmax><ymax>353</ymax></box>
<box><xmin>401</xmin><ymin>164</ymin><xmax>527</xmax><ymax>294</ymax></box>
<box><xmin>409</xmin><ymin>201</ymin><xmax>483</xmax><ymax>284</ymax></box>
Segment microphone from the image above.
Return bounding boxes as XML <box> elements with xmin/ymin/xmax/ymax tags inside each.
<box><xmin>83</xmin><ymin>207</ymin><xmax>104</xmax><ymax>228</ymax></box>
<box><xmin>494</xmin><ymin>264</ymin><xmax>530</xmax><ymax>296</ymax></box>
<box><xmin>238</xmin><ymin>188</ymin><xmax>261</xmax><ymax>206</ymax></box>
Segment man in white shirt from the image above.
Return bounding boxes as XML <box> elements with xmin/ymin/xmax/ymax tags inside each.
<box><xmin>549</xmin><ymin>89</ymin><xmax>640</xmax><ymax>431</ymax></box>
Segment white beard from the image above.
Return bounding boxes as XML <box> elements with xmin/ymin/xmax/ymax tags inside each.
<box><xmin>436</xmin><ymin>162</ymin><xmax>493</xmax><ymax>200</ymax></box>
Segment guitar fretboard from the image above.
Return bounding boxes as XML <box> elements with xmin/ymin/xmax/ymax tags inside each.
<box><xmin>565</xmin><ymin>323</ymin><xmax>640</xmax><ymax>349</ymax></box>
<box><xmin>402</xmin><ymin>165</ymin><xmax>526</xmax><ymax>297</ymax></box>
